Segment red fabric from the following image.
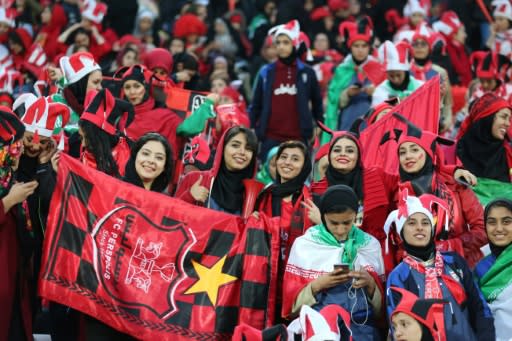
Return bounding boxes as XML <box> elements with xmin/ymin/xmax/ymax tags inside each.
<box><xmin>0</xmin><ymin>200</ymin><xmax>32</xmax><ymax>340</ymax></box>
<box><xmin>80</xmin><ymin>137</ymin><xmax>131</xmax><ymax>177</ymax></box>
<box><xmin>446</xmin><ymin>41</ymin><xmax>472</xmax><ymax>87</ymax></box>
<box><xmin>143</xmin><ymin>48</ymin><xmax>173</xmax><ymax>74</ymax></box>
<box><xmin>173</xmin><ymin>14</ymin><xmax>207</xmax><ymax>38</ymax></box>
<box><xmin>39</xmin><ymin>3</ymin><xmax>67</xmax><ymax>60</ymax></box>
<box><xmin>267</xmin><ymin>61</ymin><xmax>301</xmax><ymax>141</ymax></box>
<box><xmin>39</xmin><ymin>154</ymin><xmax>281</xmax><ymax>339</ymax></box>
<box><xmin>125</xmin><ymin>97</ymin><xmax>184</xmax><ymax>162</ymax></box>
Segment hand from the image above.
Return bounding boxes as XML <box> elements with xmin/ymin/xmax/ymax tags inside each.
<box><xmin>2</xmin><ymin>181</ymin><xmax>39</xmax><ymax>213</ymax></box>
<box><xmin>363</xmin><ymin>85</ymin><xmax>375</xmax><ymax>96</ymax></box>
<box><xmin>175</xmin><ymin>71</ymin><xmax>191</xmax><ymax>82</ymax></box>
<box><xmin>38</xmin><ymin>140</ymin><xmax>56</xmax><ymax>164</ymax></box>
<box><xmin>453</xmin><ymin>169</ymin><xmax>477</xmax><ymax>186</ymax></box>
<box><xmin>190</xmin><ymin>175</ymin><xmax>209</xmax><ymax>203</ymax></box>
<box><xmin>51</xmin><ymin>151</ymin><xmax>61</xmax><ymax>173</ymax></box>
<box><xmin>251</xmin><ymin>211</ymin><xmax>260</xmax><ymax>219</ymax></box>
<box><xmin>311</xmin><ymin>269</ymin><xmax>351</xmax><ymax>294</ymax></box>
<box><xmin>47</xmin><ymin>66</ymin><xmax>63</xmax><ymax>81</ymax></box>
<box><xmin>301</xmin><ymin>199</ymin><xmax>321</xmax><ymax>225</ymax></box>
<box><xmin>347</xmin><ymin>85</ymin><xmax>361</xmax><ymax>97</ymax></box>
<box><xmin>206</xmin><ymin>93</ymin><xmax>220</xmax><ymax>104</ymax></box>
<box><xmin>349</xmin><ymin>269</ymin><xmax>376</xmax><ymax>297</ymax></box>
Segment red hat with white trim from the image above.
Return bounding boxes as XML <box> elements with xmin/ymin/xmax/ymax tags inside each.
<box><xmin>0</xmin><ymin>7</ymin><xmax>16</xmax><ymax>27</ymax></box>
<box><xmin>339</xmin><ymin>16</ymin><xmax>373</xmax><ymax>48</ymax></box>
<box><xmin>59</xmin><ymin>51</ymin><xmax>101</xmax><ymax>85</ymax></box>
<box><xmin>378</xmin><ymin>40</ymin><xmax>410</xmax><ymax>71</ymax></box>
<box><xmin>0</xmin><ymin>106</ymin><xmax>24</xmax><ymax>147</ymax></box>
<box><xmin>80</xmin><ymin>0</ymin><xmax>108</xmax><ymax>24</ymax></box>
<box><xmin>403</xmin><ymin>0</ymin><xmax>430</xmax><ymax>18</ymax></box>
<box><xmin>432</xmin><ymin>11</ymin><xmax>463</xmax><ymax>39</ymax></box>
<box><xmin>268</xmin><ymin>20</ymin><xmax>301</xmax><ymax>47</ymax></box>
<box><xmin>493</xmin><ymin>0</ymin><xmax>512</xmax><ymax>21</ymax></box>
<box><xmin>287</xmin><ymin>305</ymin><xmax>352</xmax><ymax>341</ymax></box>
<box><xmin>0</xmin><ymin>69</ymin><xmax>23</xmax><ymax>93</ymax></box>
<box><xmin>23</xmin><ymin>44</ymin><xmax>47</xmax><ymax>77</ymax></box>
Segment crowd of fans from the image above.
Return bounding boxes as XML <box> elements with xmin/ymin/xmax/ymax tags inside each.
<box><xmin>1</xmin><ymin>0</ymin><xmax>512</xmax><ymax>340</ymax></box>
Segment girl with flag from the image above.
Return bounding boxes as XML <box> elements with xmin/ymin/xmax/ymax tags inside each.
<box><xmin>385</xmin><ymin>193</ymin><xmax>495</xmax><ymax>340</ymax></box>
<box><xmin>282</xmin><ymin>185</ymin><xmax>385</xmax><ymax>340</ymax></box>
<box><xmin>474</xmin><ymin>199</ymin><xmax>512</xmax><ymax>341</ymax></box>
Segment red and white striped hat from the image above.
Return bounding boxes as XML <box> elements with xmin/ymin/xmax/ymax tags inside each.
<box><xmin>432</xmin><ymin>11</ymin><xmax>463</xmax><ymax>39</ymax></box>
<box><xmin>378</xmin><ymin>40</ymin><xmax>410</xmax><ymax>71</ymax></box>
<box><xmin>0</xmin><ymin>69</ymin><xmax>23</xmax><ymax>93</ymax></box>
<box><xmin>0</xmin><ymin>7</ymin><xmax>16</xmax><ymax>27</ymax></box>
<box><xmin>403</xmin><ymin>0</ymin><xmax>430</xmax><ymax>18</ymax></box>
<box><xmin>23</xmin><ymin>44</ymin><xmax>47</xmax><ymax>77</ymax></box>
<box><xmin>493</xmin><ymin>0</ymin><xmax>512</xmax><ymax>21</ymax></box>
<box><xmin>59</xmin><ymin>51</ymin><xmax>101</xmax><ymax>85</ymax></box>
<box><xmin>268</xmin><ymin>20</ymin><xmax>301</xmax><ymax>47</ymax></box>
<box><xmin>80</xmin><ymin>0</ymin><xmax>108</xmax><ymax>24</ymax></box>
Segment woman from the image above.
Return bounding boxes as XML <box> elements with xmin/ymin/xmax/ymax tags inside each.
<box><xmin>474</xmin><ymin>199</ymin><xmax>512</xmax><ymax>341</ymax></box>
<box><xmin>322</xmin><ymin>17</ymin><xmax>375</xmax><ymax>143</ymax></box>
<box><xmin>282</xmin><ymin>185</ymin><xmax>384</xmax><ymax>340</ymax></box>
<box><xmin>121</xmin><ymin>64</ymin><xmax>212</xmax><ymax>163</ymax></box>
<box><xmin>0</xmin><ymin>108</ymin><xmax>39</xmax><ymax>341</ymax></box>
<box><xmin>456</xmin><ymin>93</ymin><xmax>512</xmax><ymax>182</ymax></box>
<box><xmin>255</xmin><ymin>146</ymin><xmax>278</xmax><ymax>186</ymax></box>
<box><xmin>79</xmin><ymin>88</ymin><xmax>134</xmax><ymax>177</ymax></box>
<box><xmin>124</xmin><ymin>132</ymin><xmax>173</xmax><ymax>192</ymax></box>
<box><xmin>397</xmin><ymin>125</ymin><xmax>487</xmax><ymax>267</ymax></box>
<box><xmin>175</xmin><ymin>126</ymin><xmax>257</xmax><ymax>215</ymax></box>
<box><xmin>386</xmin><ymin>193</ymin><xmax>495</xmax><ymax>340</ymax></box>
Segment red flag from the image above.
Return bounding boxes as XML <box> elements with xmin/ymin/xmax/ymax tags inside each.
<box><xmin>362</xmin><ymin>60</ymin><xmax>386</xmax><ymax>85</ymax></box>
<box><xmin>360</xmin><ymin>75</ymin><xmax>440</xmax><ymax>174</ymax></box>
<box><xmin>165</xmin><ymin>85</ymin><xmax>208</xmax><ymax>119</ymax></box>
<box><xmin>39</xmin><ymin>155</ymin><xmax>280</xmax><ymax>340</ymax></box>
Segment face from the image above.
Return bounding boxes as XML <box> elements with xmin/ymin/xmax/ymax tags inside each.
<box><xmin>350</xmin><ymin>40</ymin><xmax>370</xmax><ymax>62</ymax></box>
<box><xmin>122</xmin><ymin>51</ymin><xmax>138</xmax><ymax>68</ymax></box>
<box><xmin>152</xmin><ymin>67</ymin><xmax>168</xmax><ymax>79</ymax></box>
<box><xmin>123</xmin><ymin>79</ymin><xmax>146</xmax><ymax>106</ymax></box>
<box><xmin>324</xmin><ymin>210</ymin><xmax>356</xmax><ymax>241</ymax></box>
<box><xmin>0</xmin><ymin>22</ymin><xmax>9</xmax><ymax>34</ymax></box>
<box><xmin>329</xmin><ymin>137</ymin><xmax>358</xmax><ymax>174</ymax></box>
<box><xmin>410</xmin><ymin>12</ymin><xmax>425</xmax><ymax>27</ymax></box>
<box><xmin>169</xmin><ymin>39</ymin><xmax>185</xmax><ymax>55</ymax></box>
<box><xmin>214</xmin><ymin>20</ymin><xmax>227</xmax><ymax>34</ymax></box>
<box><xmin>402</xmin><ymin>212</ymin><xmax>432</xmax><ymax>247</ymax></box>
<box><xmin>23</xmin><ymin>132</ymin><xmax>52</xmax><ymax>157</ymax></box>
<box><xmin>138</xmin><ymin>17</ymin><xmax>153</xmax><ymax>33</ymax></box>
<box><xmin>486</xmin><ymin>206</ymin><xmax>512</xmax><ymax>247</ymax></box>
<box><xmin>211</xmin><ymin>78</ymin><xmax>227</xmax><ymax>94</ymax></box>
<box><xmin>491</xmin><ymin>108</ymin><xmax>512</xmax><ymax>140</ymax></box>
<box><xmin>78</xmin><ymin>126</ymin><xmax>87</xmax><ymax>148</ymax></box>
<box><xmin>454</xmin><ymin>26</ymin><xmax>466</xmax><ymax>44</ymax></box>
<box><xmin>313</xmin><ymin>33</ymin><xmax>329</xmax><ymax>52</ymax></box>
<box><xmin>387</xmin><ymin>70</ymin><xmax>406</xmax><ymax>86</ymax></box>
<box><xmin>8</xmin><ymin>40</ymin><xmax>23</xmax><ymax>55</ymax></box>
<box><xmin>392</xmin><ymin>312</ymin><xmax>423</xmax><ymax>341</ymax></box>
<box><xmin>75</xmin><ymin>32</ymin><xmax>90</xmax><ymax>47</ymax></box>
<box><xmin>399</xmin><ymin>142</ymin><xmax>427</xmax><ymax>174</ymax></box>
<box><xmin>223</xmin><ymin>132</ymin><xmax>254</xmax><ymax>171</ymax></box>
<box><xmin>86</xmin><ymin>70</ymin><xmax>103</xmax><ymax>91</ymax></box>
<box><xmin>495</xmin><ymin>16</ymin><xmax>510</xmax><ymax>32</ymax></box>
<box><xmin>412</xmin><ymin>39</ymin><xmax>429</xmax><ymax>60</ymax></box>
<box><xmin>135</xmin><ymin>140</ymin><xmax>166</xmax><ymax>183</ymax></box>
<box><xmin>480</xmin><ymin>77</ymin><xmax>498</xmax><ymax>92</ymax></box>
<box><xmin>275</xmin><ymin>34</ymin><xmax>294</xmax><ymax>59</ymax></box>
<box><xmin>268</xmin><ymin>155</ymin><xmax>277</xmax><ymax>180</ymax></box>
<box><xmin>276</xmin><ymin>147</ymin><xmax>305</xmax><ymax>183</ymax></box>
<box><xmin>41</xmin><ymin>7</ymin><xmax>52</xmax><ymax>24</ymax></box>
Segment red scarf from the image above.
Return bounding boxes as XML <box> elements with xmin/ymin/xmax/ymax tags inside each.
<box><xmin>403</xmin><ymin>251</ymin><xmax>466</xmax><ymax>305</ymax></box>
<box><xmin>410</xmin><ymin>61</ymin><xmax>433</xmax><ymax>81</ymax></box>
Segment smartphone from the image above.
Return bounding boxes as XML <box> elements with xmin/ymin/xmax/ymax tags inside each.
<box><xmin>353</xmin><ymin>82</ymin><xmax>362</xmax><ymax>88</ymax></box>
<box><xmin>333</xmin><ymin>263</ymin><xmax>350</xmax><ymax>273</ymax></box>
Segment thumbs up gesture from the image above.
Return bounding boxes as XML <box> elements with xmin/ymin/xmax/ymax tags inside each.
<box><xmin>190</xmin><ymin>175</ymin><xmax>209</xmax><ymax>203</ymax></box>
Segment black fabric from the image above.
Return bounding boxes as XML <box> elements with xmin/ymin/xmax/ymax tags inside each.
<box><xmin>319</xmin><ymin>184</ymin><xmax>359</xmax><ymax>227</ymax></box>
<box><xmin>64</xmin><ymin>76</ymin><xmax>89</xmax><ymax>115</ymax></box>
<box><xmin>401</xmin><ymin>227</ymin><xmax>436</xmax><ymax>262</ymax></box>
<box><xmin>325</xmin><ymin>165</ymin><xmax>363</xmax><ymax>201</ymax></box>
<box><xmin>211</xmin><ymin>162</ymin><xmax>254</xmax><ymax>214</ymax></box>
<box><xmin>269</xmin><ymin>152</ymin><xmax>312</xmax><ymax>216</ymax></box>
<box><xmin>399</xmin><ymin>156</ymin><xmax>435</xmax><ymax>195</ymax></box>
<box><xmin>420</xmin><ymin>324</ymin><xmax>435</xmax><ymax>341</ymax></box>
<box><xmin>456</xmin><ymin>114</ymin><xmax>510</xmax><ymax>182</ymax></box>
<box><xmin>414</xmin><ymin>57</ymin><xmax>429</xmax><ymax>66</ymax></box>
<box><xmin>390</xmin><ymin>72</ymin><xmax>411</xmax><ymax>92</ymax></box>
<box><xmin>278</xmin><ymin>47</ymin><xmax>298</xmax><ymax>66</ymax></box>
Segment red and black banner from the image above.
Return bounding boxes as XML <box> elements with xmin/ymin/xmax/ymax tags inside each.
<box><xmin>165</xmin><ymin>85</ymin><xmax>208</xmax><ymax>119</ymax></box>
<box><xmin>39</xmin><ymin>155</ymin><xmax>280</xmax><ymax>340</ymax></box>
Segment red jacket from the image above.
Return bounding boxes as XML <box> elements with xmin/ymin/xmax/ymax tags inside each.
<box><xmin>0</xmin><ymin>200</ymin><xmax>32</xmax><ymax>340</ymax></box>
<box><xmin>446</xmin><ymin>40</ymin><xmax>472</xmax><ymax>87</ymax></box>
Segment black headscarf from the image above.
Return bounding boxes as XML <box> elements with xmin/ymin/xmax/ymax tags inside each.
<box><xmin>325</xmin><ymin>135</ymin><xmax>363</xmax><ymax>201</ymax></box>
<box><xmin>319</xmin><ymin>185</ymin><xmax>359</xmax><ymax>228</ymax></box>
<box><xmin>399</xmin><ymin>155</ymin><xmax>435</xmax><ymax>196</ymax></box>
<box><xmin>484</xmin><ymin>198</ymin><xmax>512</xmax><ymax>258</ymax></box>
<box><xmin>456</xmin><ymin>114</ymin><xmax>510</xmax><ymax>182</ymax></box>
<box><xmin>269</xmin><ymin>145</ymin><xmax>312</xmax><ymax>216</ymax></box>
<box><xmin>63</xmin><ymin>74</ymin><xmax>90</xmax><ymax>114</ymax></box>
<box><xmin>211</xmin><ymin>162</ymin><xmax>255</xmax><ymax>214</ymax></box>
<box><xmin>278</xmin><ymin>46</ymin><xmax>298</xmax><ymax>66</ymax></box>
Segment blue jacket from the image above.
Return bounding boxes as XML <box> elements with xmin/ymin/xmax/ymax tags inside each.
<box><xmin>387</xmin><ymin>252</ymin><xmax>495</xmax><ymax>341</ymax></box>
<box><xmin>249</xmin><ymin>59</ymin><xmax>323</xmax><ymax>141</ymax></box>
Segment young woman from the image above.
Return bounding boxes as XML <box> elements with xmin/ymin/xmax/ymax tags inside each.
<box><xmin>474</xmin><ymin>199</ymin><xmax>512</xmax><ymax>341</ymax></box>
<box><xmin>386</xmin><ymin>194</ymin><xmax>495</xmax><ymax>340</ymax></box>
<box><xmin>0</xmin><ymin>108</ymin><xmax>39</xmax><ymax>341</ymax></box>
<box><xmin>175</xmin><ymin>126</ymin><xmax>257</xmax><ymax>215</ymax></box>
<box><xmin>456</xmin><ymin>93</ymin><xmax>512</xmax><ymax>183</ymax></box>
<box><xmin>282</xmin><ymin>185</ymin><xmax>384</xmax><ymax>340</ymax></box>
<box><xmin>123</xmin><ymin>133</ymin><xmax>173</xmax><ymax>192</ymax></box>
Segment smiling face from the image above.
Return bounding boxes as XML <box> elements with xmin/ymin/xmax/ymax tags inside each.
<box><xmin>392</xmin><ymin>312</ymin><xmax>423</xmax><ymax>341</ymax></box>
<box><xmin>329</xmin><ymin>137</ymin><xmax>358</xmax><ymax>174</ymax></box>
<box><xmin>399</xmin><ymin>142</ymin><xmax>427</xmax><ymax>174</ymax></box>
<box><xmin>23</xmin><ymin>132</ymin><xmax>52</xmax><ymax>158</ymax></box>
<box><xmin>402</xmin><ymin>212</ymin><xmax>433</xmax><ymax>247</ymax></box>
<box><xmin>491</xmin><ymin>108</ymin><xmax>512</xmax><ymax>140</ymax></box>
<box><xmin>135</xmin><ymin>140</ymin><xmax>166</xmax><ymax>187</ymax></box>
<box><xmin>123</xmin><ymin>79</ymin><xmax>146</xmax><ymax>106</ymax></box>
<box><xmin>223</xmin><ymin>132</ymin><xmax>254</xmax><ymax>171</ymax></box>
<box><xmin>324</xmin><ymin>210</ymin><xmax>356</xmax><ymax>241</ymax></box>
<box><xmin>486</xmin><ymin>206</ymin><xmax>512</xmax><ymax>247</ymax></box>
<box><xmin>276</xmin><ymin>147</ymin><xmax>305</xmax><ymax>183</ymax></box>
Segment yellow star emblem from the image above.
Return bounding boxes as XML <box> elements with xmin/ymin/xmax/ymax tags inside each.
<box><xmin>184</xmin><ymin>255</ymin><xmax>238</xmax><ymax>306</ymax></box>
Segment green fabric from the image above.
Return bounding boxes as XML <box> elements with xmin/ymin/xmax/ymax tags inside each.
<box><xmin>321</xmin><ymin>59</ymin><xmax>357</xmax><ymax>145</ymax></box>
<box><xmin>477</xmin><ymin>244</ymin><xmax>512</xmax><ymax>302</ymax></box>
<box><xmin>50</xmin><ymin>93</ymin><xmax>80</xmax><ymax>134</ymax></box>
<box><xmin>308</xmin><ymin>224</ymin><xmax>372</xmax><ymax>269</ymax></box>
<box><xmin>176</xmin><ymin>98</ymin><xmax>216</xmax><ymax>137</ymax></box>
<box><xmin>256</xmin><ymin>146</ymin><xmax>278</xmax><ymax>186</ymax></box>
<box><xmin>381</xmin><ymin>77</ymin><xmax>422</xmax><ymax>101</ymax></box>
<box><xmin>472</xmin><ymin>177</ymin><xmax>512</xmax><ymax>206</ymax></box>
<box><xmin>248</xmin><ymin>14</ymin><xmax>268</xmax><ymax>38</ymax></box>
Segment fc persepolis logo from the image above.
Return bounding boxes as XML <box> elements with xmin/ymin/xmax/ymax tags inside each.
<box><xmin>91</xmin><ymin>205</ymin><xmax>196</xmax><ymax>319</ymax></box>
